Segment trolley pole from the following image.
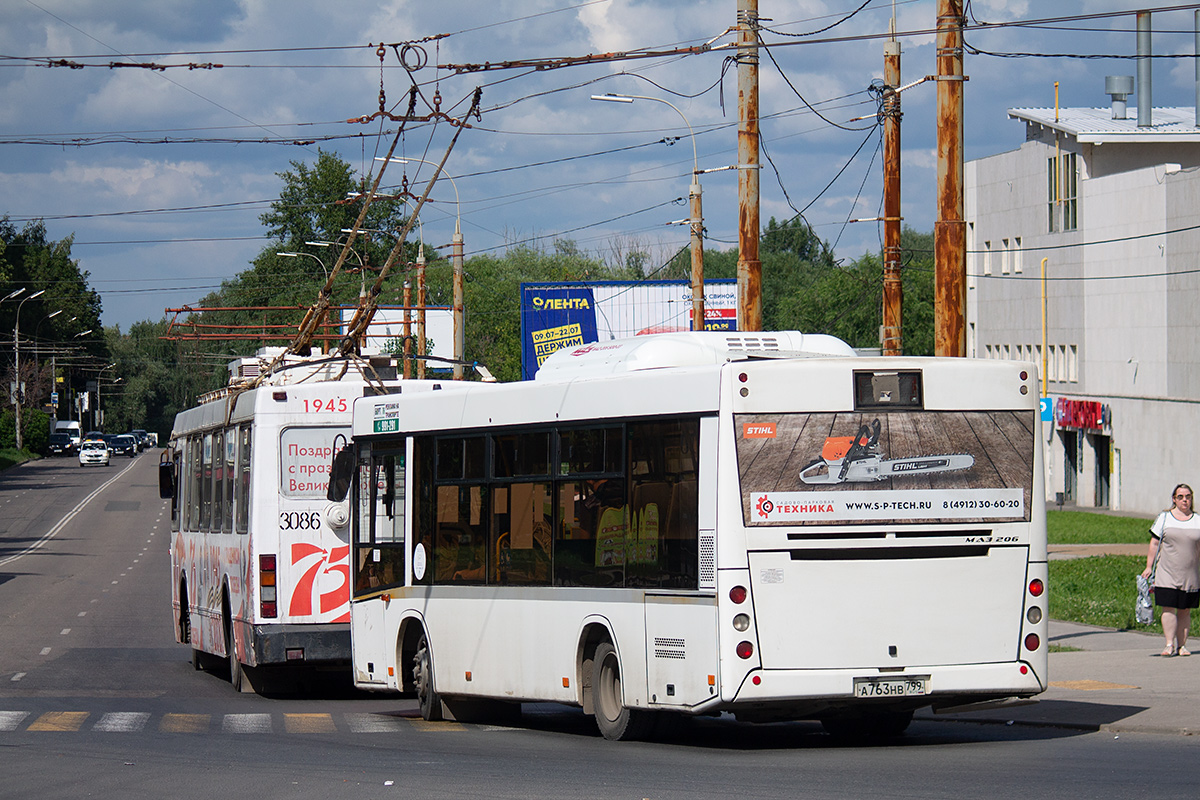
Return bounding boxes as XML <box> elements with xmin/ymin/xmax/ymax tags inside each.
<box><xmin>934</xmin><ymin>0</ymin><xmax>966</xmax><ymax>357</ymax></box>
<box><xmin>882</xmin><ymin>35</ymin><xmax>903</xmax><ymax>356</ymax></box>
<box><xmin>736</xmin><ymin>0</ymin><xmax>762</xmax><ymax>331</ymax></box>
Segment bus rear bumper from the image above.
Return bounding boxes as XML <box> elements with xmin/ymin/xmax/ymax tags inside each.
<box><xmin>725</xmin><ymin>661</ymin><xmax>1046</xmax><ymax>717</ymax></box>
<box><xmin>248</xmin><ymin>623</ymin><xmax>351</xmax><ymax>667</ymax></box>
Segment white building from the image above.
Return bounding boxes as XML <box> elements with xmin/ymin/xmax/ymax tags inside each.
<box><xmin>965</xmin><ymin>83</ymin><xmax>1200</xmax><ymax>515</ymax></box>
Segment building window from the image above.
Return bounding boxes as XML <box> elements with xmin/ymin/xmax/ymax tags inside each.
<box><xmin>1069</xmin><ymin>344</ymin><xmax>1079</xmax><ymax>382</ymax></box>
<box><xmin>1047</xmin><ymin>157</ymin><xmax>1058</xmax><ymax>232</ymax></box>
<box><xmin>1001</xmin><ymin>239</ymin><xmax>1010</xmax><ymax>274</ymax></box>
<box><xmin>983</xmin><ymin>241</ymin><xmax>992</xmax><ymax>276</ymax></box>
<box><xmin>1062</xmin><ymin>153</ymin><xmax>1078</xmax><ymax>231</ymax></box>
<box><xmin>1014</xmin><ymin>237</ymin><xmax>1023</xmax><ymax>273</ymax></box>
<box><xmin>1057</xmin><ymin>344</ymin><xmax>1068</xmax><ymax>382</ymax></box>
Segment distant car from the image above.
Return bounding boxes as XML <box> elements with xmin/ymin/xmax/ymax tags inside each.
<box><xmin>130</xmin><ymin>429</ymin><xmax>150</xmax><ymax>451</ymax></box>
<box><xmin>48</xmin><ymin>433</ymin><xmax>76</xmax><ymax>457</ymax></box>
<box><xmin>79</xmin><ymin>439</ymin><xmax>111</xmax><ymax>467</ymax></box>
<box><xmin>111</xmin><ymin>434</ymin><xmax>138</xmax><ymax>458</ymax></box>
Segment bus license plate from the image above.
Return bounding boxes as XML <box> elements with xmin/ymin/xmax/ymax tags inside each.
<box><xmin>853</xmin><ymin>677</ymin><xmax>928</xmax><ymax>698</ymax></box>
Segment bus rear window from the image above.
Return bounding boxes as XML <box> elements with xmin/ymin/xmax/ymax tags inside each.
<box><xmin>280</xmin><ymin>427</ymin><xmax>349</xmax><ymax>497</ymax></box>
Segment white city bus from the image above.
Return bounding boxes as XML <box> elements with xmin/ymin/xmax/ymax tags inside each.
<box><xmin>162</xmin><ymin>349</ymin><xmax>455</xmax><ymax>692</ymax></box>
<box><xmin>340</xmin><ymin>332</ymin><xmax>1048</xmax><ymax>738</ymax></box>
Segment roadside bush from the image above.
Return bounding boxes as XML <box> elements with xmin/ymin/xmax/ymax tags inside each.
<box><xmin>0</xmin><ymin>408</ymin><xmax>50</xmax><ymax>453</ymax></box>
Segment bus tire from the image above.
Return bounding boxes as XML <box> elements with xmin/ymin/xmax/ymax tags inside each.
<box><xmin>592</xmin><ymin>642</ymin><xmax>653</xmax><ymax>741</ymax></box>
<box><xmin>414</xmin><ymin>633</ymin><xmax>443</xmax><ymax>722</ymax></box>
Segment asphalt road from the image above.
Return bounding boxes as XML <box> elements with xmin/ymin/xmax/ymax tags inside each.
<box><xmin>2</xmin><ymin>455</ymin><xmax>1198</xmax><ymax>800</ymax></box>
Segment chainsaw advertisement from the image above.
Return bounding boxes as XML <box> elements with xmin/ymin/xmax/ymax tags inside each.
<box><xmin>735</xmin><ymin>411</ymin><xmax>1035</xmax><ymax>526</ymax></box>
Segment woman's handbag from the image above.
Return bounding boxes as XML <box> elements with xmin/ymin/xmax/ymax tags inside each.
<box><xmin>1136</xmin><ymin>512</ymin><xmax>1166</xmax><ymax>624</ymax></box>
<box><xmin>1135</xmin><ymin>574</ymin><xmax>1155</xmax><ymax>624</ymax></box>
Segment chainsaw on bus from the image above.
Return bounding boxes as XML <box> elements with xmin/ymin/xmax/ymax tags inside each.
<box><xmin>799</xmin><ymin>418</ymin><xmax>975</xmax><ymax>485</ymax></box>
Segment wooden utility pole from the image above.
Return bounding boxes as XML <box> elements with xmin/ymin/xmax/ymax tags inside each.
<box><xmin>934</xmin><ymin>0</ymin><xmax>966</xmax><ymax>357</ymax></box>
<box><xmin>882</xmin><ymin>34</ymin><xmax>903</xmax><ymax>356</ymax></box>
<box><xmin>736</xmin><ymin>0</ymin><xmax>762</xmax><ymax>331</ymax></box>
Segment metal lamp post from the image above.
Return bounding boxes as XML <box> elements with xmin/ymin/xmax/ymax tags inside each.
<box><xmin>592</xmin><ymin>93</ymin><xmax>705</xmax><ymax>331</ymax></box>
<box><xmin>11</xmin><ymin>289</ymin><xmax>46</xmax><ymax>450</ymax></box>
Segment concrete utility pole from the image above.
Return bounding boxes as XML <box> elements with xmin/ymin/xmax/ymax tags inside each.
<box><xmin>736</xmin><ymin>0</ymin><xmax>762</xmax><ymax>331</ymax></box>
<box><xmin>934</xmin><ymin>0</ymin><xmax>966</xmax><ymax>357</ymax></box>
<box><xmin>452</xmin><ymin>224</ymin><xmax>465</xmax><ymax>379</ymax></box>
<box><xmin>882</xmin><ymin>31</ymin><xmax>903</xmax><ymax>356</ymax></box>
<box><xmin>403</xmin><ymin>279</ymin><xmax>413</xmax><ymax>380</ymax></box>
<box><xmin>416</xmin><ymin>251</ymin><xmax>427</xmax><ymax>380</ymax></box>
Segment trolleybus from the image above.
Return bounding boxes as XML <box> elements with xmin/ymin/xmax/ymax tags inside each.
<box><xmin>162</xmin><ymin>349</ymin><xmax>463</xmax><ymax>692</ymax></box>
<box><xmin>337</xmin><ymin>332</ymin><xmax>1048</xmax><ymax>738</ymax></box>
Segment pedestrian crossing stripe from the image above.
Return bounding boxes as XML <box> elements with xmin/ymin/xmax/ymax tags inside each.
<box><xmin>0</xmin><ymin>711</ymin><xmax>480</xmax><ymax>734</ymax></box>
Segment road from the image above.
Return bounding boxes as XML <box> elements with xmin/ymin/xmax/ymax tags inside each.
<box><xmin>2</xmin><ymin>455</ymin><xmax>1198</xmax><ymax>799</ymax></box>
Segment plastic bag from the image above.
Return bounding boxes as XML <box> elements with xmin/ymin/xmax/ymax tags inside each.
<box><xmin>1135</xmin><ymin>574</ymin><xmax>1155</xmax><ymax>624</ymax></box>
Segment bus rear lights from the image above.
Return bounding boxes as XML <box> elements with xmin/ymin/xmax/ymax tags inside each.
<box><xmin>1028</xmin><ymin>578</ymin><xmax>1044</xmax><ymax>597</ymax></box>
<box><xmin>260</xmin><ymin>554</ymin><xmax>278</xmax><ymax>618</ymax></box>
<box><xmin>1020</xmin><ymin>665</ymin><xmax>1029</xmax><ymax>675</ymax></box>
<box><xmin>738</xmin><ymin>372</ymin><xmax>749</xmax><ymax>383</ymax></box>
<box><xmin>733</xmin><ymin>613</ymin><xmax>750</xmax><ymax>632</ymax></box>
<box><xmin>752</xmin><ymin>674</ymin><xmax>761</xmax><ymax>685</ymax></box>
<box><xmin>465</xmin><ymin>671</ymin><xmax>472</xmax><ymax>682</ymax></box>
<box><xmin>736</xmin><ymin>641</ymin><xmax>754</xmax><ymax>659</ymax></box>
<box><xmin>1027</xmin><ymin>606</ymin><xmax>1043</xmax><ymax>624</ymax></box>
<box><xmin>729</xmin><ymin>585</ymin><xmax>747</xmax><ymax>604</ymax></box>
<box><xmin>286</xmin><ymin>648</ymin><xmax>305</xmax><ymax>661</ymax></box>
<box><xmin>1019</xmin><ymin>371</ymin><xmax>1028</xmax><ymax>381</ymax></box>
<box><xmin>1024</xmin><ymin>633</ymin><xmax>1041</xmax><ymax>651</ymax></box>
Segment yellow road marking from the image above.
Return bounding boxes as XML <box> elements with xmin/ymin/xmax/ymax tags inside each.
<box><xmin>1050</xmin><ymin>679</ymin><xmax>1139</xmax><ymax>691</ymax></box>
<box><xmin>160</xmin><ymin>713</ymin><xmax>210</xmax><ymax>733</ymax></box>
<box><xmin>28</xmin><ymin>711</ymin><xmax>89</xmax><ymax>731</ymax></box>
<box><xmin>284</xmin><ymin>713</ymin><xmax>336</xmax><ymax>733</ymax></box>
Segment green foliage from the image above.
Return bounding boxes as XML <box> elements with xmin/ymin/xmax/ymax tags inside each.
<box><xmin>1049</xmin><ymin>555</ymin><xmax>1198</xmax><ymax>635</ymax></box>
<box><xmin>0</xmin><ymin>409</ymin><xmax>11</xmax><ymax>449</ymax></box>
<box><xmin>1047</xmin><ymin>510</ymin><xmax>1153</xmax><ymax>545</ymax></box>
<box><xmin>22</xmin><ymin>407</ymin><xmax>49</xmax><ymax>453</ymax></box>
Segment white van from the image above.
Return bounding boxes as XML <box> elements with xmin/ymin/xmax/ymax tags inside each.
<box><xmin>54</xmin><ymin>420</ymin><xmax>81</xmax><ymax>447</ymax></box>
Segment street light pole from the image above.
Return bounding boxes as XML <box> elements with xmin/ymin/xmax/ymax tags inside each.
<box><xmin>592</xmin><ymin>93</ymin><xmax>706</xmax><ymax>331</ymax></box>
<box><xmin>11</xmin><ymin>289</ymin><xmax>46</xmax><ymax>450</ymax></box>
<box><xmin>375</xmin><ymin>156</ymin><xmax>464</xmax><ymax>378</ymax></box>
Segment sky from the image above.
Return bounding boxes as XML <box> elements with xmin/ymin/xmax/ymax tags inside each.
<box><xmin>4</xmin><ymin>0</ymin><xmax>1200</xmax><ymax>331</ymax></box>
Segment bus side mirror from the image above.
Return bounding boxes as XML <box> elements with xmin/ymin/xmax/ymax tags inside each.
<box><xmin>327</xmin><ymin>447</ymin><xmax>354</xmax><ymax>502</ymax></box>
<box><xmin>158</xmin><ymin>458</ymin><xmax>176</xmax><ymax>500</ymax></box>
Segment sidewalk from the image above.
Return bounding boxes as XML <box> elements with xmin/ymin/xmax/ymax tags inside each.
<box><xmin>917</xmin><ymin>619</ymin><xmax>1199</xmax><ymax>735</ymax></box>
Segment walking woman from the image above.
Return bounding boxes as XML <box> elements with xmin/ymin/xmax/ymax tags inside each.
<box><xmin>1142</xmin><ymin>484</ymin><xmax>1200</xmax><ymax>656</ymax></box>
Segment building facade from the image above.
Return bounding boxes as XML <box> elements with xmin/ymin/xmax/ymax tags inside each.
<box><xmin>965</xmin><ymin>92</ymin><xmax>1200</xmax><ymax>516</ymax></box>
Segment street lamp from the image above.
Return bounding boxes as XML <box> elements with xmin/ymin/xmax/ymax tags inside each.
<box><xmin>592</xmin><ymin>93</ymin><xmax>706</xmax><ymax>331</ymax></box>
<box><xmin>278</xmin><ymin>251</ymin><xmax>330</xmax><ymax>282</ymax></box>
<box><xmin>375</xmin><ymin>156</ymin><xmax>465</xmax><ymax>379</ymax></box>
<box><xmin>10</xmin><ymin>289</ymin><xmax>46</xmax><ymax>450</ymax></box>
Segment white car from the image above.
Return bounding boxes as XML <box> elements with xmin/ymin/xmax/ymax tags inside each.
<box><xmin>79</xmin><ymin>439</ymin><xmax>111</xmax><ymax>467</ymax></box>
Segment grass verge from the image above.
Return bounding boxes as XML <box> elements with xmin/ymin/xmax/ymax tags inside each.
<box><xmin>1047</xmin><ymin>510</ymin><xmax>1153</xmax><ymax>544</ymax></box>
<box><xmin>0</xmin><ymin>448</ymin><xmax>34</xmax><ymax>472</ymax></box>
<box><xmin>1049</xmin><ymin>554</ymin><xmax>1199</xmax><ymax>636</ymax></box>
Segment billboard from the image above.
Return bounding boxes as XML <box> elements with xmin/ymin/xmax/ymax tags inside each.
<box><xmin>735</xmin><ymin>411</ymin><xmax>1035</xmax><ymax>526</ymax></box>
<box><xmin>520</xmin><ymin>279</ymin><xmax>737</xmax><ymax>379</ymax></box>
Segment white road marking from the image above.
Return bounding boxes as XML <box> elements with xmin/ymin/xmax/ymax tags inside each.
<box><xmin>94</xmin><ymin>712</ymin><xmax>150</xmax><ymax>732</ymax></box>
<box><xmin>222</xmin><ymin>713</ymin><xmax>273</xmax><ymax>734</ymax></box>
<box><xmin>9</xmin><ymin>673</ymin><xmax>25</xmax><ymax>683</ymax></box>
<box><xmin>0</xmin><ymin>711</ymin><xmax>29</xmax><ymax>730</ymax></box>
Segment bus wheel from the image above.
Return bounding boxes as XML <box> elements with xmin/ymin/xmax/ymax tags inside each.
<box><xmin>413</xmin><ymin>633</ymin><xmax>443</xmax><ymax>722</ymax></box>
<box><xmin>592</xmin><ymin>642</ymin><xmax>652</xmax><ymax>741</ymax></box>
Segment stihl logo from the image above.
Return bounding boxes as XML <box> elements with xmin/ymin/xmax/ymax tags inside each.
<box><xmin>892</xmin><ymin>459</ymin><xmax>950</xmax><ymax>472</ymax></box>
<box><xmin>743</xmin><ymin>423</ymin><xmax>777</xmax><ymax>439</ymax></box>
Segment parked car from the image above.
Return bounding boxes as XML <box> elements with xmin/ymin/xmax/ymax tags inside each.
<box><xmin>111</xmin><ymin>434</ymin><xmax>138</xmax><ymax>458</ymax></box>
<box><xmin>78</xmin><ymin>439</ymin><xmax>111</xmax><ymax>467</ymax></box>
<box><xmin>48</xmin><ymin>432</ymin><xmax>76</xmax><ymax>456</ymax></box>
